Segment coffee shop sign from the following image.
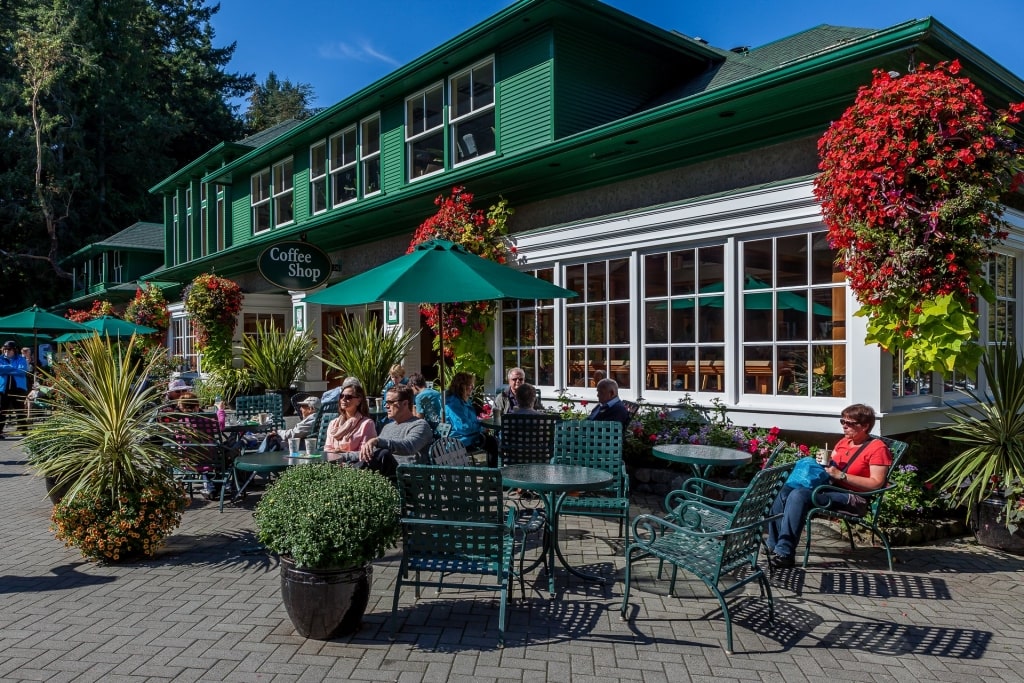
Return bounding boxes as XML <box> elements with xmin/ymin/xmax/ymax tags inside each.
<box><xmin>257</xmin><ymin>241</ymin><xmax>333</xmax><ymax>290</ymax></box>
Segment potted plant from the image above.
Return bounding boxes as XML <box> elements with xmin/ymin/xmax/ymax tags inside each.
<box><xmin>253</xmin><ymin>463</ymin><xmax>400</xmax><ymax>639</ymax></box>
<box><xmin>24</xmin><ymin>335</ymin><xmax>188</xmax><ymax>562</ymax></box>
<box><xmin>320</xmin><ymin>316</ymin><xmax>416</xmax><ymax>399</ymax></box>
<box><xmin>933</xmin><ymin>341</ymin><xmax>1024</xmax><ymax>553</ymax></box>
<box><xmin>240</xmin><ymin>323</ymin><xmax>316</xmax><ymax>413</ymax></box>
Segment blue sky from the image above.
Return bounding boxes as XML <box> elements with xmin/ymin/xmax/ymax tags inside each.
<box><xmin>210</xmin><ymin>0</ymin><xmax>1024</xmax><ymax>110</ymax></box>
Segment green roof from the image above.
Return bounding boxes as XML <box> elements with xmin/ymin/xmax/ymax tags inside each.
<box><xmin>62</xmin><ymin>221</ymin><xmax>163</xmax><ymax>263</ymax></box>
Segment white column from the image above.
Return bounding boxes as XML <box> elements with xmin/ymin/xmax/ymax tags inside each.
<box><xmin>290</xmin><ymin>291</ymin><xmax>326</xmax><ymax>392</ymax></box>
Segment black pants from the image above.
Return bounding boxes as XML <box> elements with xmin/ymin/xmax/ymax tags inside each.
<box><xmin>0</xmin><ymin>387</ymin><xmax>26</xmax><ymax>434</ymax></box>
<box><xmin>357</xmin><ymin>447</ymin><xmax>399</xmax><ymax>481</ymax></box>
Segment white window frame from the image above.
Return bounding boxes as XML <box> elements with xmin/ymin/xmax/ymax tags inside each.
<box><xmin>449</xmin><ymin>57</ymin><xmax>495</xmax><ymax>166</ymax></box>
<box><xmin>309</xmin><ymin>141</ymin><xmax>328</xmax><ymax>215</ymax></box>
<box><xmin>272</xmin><ymin>157</ymin><xmax>294</xmax><ymax>227</ymax></box>
<box><xmin>405</xmin><ymin>81</ymin><xmax>445</xmax><ymax>182</ymax></box>
<box><xmin>199</xmin><ymin>183</ymin><xmax>209</xmax><ymax>257</ymax></box>
<box><xmin>171</xmin><ymin>194</ymin><xmax>179</xmax><ymax>265</ymax></box>
<box><xmin>215</xmin><ymin>187</ymin><xmax>226</xmax><ymax>251</ymax></box>
<box><xmin>361</xmin><ymin>114</ymin><xmax>382</xmax><ymax>197</ymax></box>
<box><xmin>329</xmin><ymin>126</ymin><xmax>358</xmax><ymax>207</ymax></box>
<box><xmin>251</xmin><ymin>168</ymin><xmax>271</xmax><ymax>235</ymax></box>
<box><xmin>185</xmin><ymin>186</ymin><xmax>193</xmax><ymax>261</ymax></box>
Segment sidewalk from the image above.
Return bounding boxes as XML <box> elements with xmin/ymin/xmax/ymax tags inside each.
<box><xmin>1</xmin><ymin>434</ymin><xmax>1022</xmax><ymax>682</ymax></box>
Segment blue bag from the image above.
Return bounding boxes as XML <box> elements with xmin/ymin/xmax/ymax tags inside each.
<box><xmin>785</xmin><ymin>457</ymin><xmax>831</xmax><ymax>489</ymax></box>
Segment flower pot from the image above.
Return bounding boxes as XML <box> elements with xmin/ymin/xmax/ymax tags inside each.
<box><xmin>972</xmin><ymin>497</ymin><xmax>1024</xmax><ymax>555</ymax></box>
<box><xmin>279</xmin><ymin>556</ymin><xmax>371</xmax><ymax>639</ymax></box>
<box><xmin>44</xmin><ymin>475</ymin><xmax>71</xmax><ymax>505</ymax></box>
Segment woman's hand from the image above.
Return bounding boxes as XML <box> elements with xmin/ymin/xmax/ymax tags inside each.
<box><xmin>825</xmin><ymin>465</ymin><xmax>846</xmax><ymax>482</ymax></box>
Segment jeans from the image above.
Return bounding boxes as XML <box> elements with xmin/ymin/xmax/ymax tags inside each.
<box><xmin>766</xmin><ymin>485</ymin><xmax>860</xmax><ymax>557</ymax></box>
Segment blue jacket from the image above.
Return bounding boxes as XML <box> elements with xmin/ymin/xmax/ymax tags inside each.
<box><xmin>444</xmin><ymin>394</ymin><xmax>482</xmax><ymax>447</ymax></box>
<box><xmin>587</xmin><ymin>397</ymin><xmax>629</xmax><ymax>431</ymax></box>
<box><xmin>0</xmin><ymin>355</ymin><xmax>29</xmax><ymax>393</ymax></box>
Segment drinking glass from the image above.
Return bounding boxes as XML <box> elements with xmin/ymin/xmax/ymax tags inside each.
<box><xmin>288</xmin><ymin>438</ymin><xmax>301</xmax><ymax>456</ymax></box>
<box><xmin>304</xmin><ymin>438</ymin><xmax>317</xmax><ymax>457</ymax></box>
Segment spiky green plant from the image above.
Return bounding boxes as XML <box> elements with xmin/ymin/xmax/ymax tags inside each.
<box><xmin>933</xmin><ymin>341</ymin><xmax>1024</xmax><ymax>528</ymax></box>
<box><xmin>240</xmin><ymin>323</ymin><xmax>317</xmax><ymax>391</ymax></box>
<box><xmin>319</xmin><ymin>316</ymin><xmax>417</xmax><ymax>399</ymax></box>
<box><xmin>24</xmin><ymin>334</ymin><xmax>183</xmax><ymax>506</ymax></box>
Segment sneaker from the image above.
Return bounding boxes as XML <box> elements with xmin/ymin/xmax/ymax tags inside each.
<box><xmin>768</xmin><ymin>552</ymin><xmax>795</xmax><ymax>569</ymax></box>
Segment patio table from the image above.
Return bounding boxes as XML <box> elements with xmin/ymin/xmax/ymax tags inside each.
<box><xmin>652</xmin><ymin>443</ymin><xmax>752</xmax><ymax>482</ymax></box>
<box><xmin>501</xmin><ymin>463</ymin><xmax>614</xmax><ymax>596</ymax></box>
<box><xmin>232</xmin><ymin>451</ymin><xmax>322</xmax><ymax>500</ymax></box>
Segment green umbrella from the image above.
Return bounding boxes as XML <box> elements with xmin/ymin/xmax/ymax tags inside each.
<box><xmin>52</xmin><ymin>315</ymin><xmax>158</xmax><ymax>343</ymax></box>
<box><xmin>307</xmin><ymin>239</ymin><xmax>577</xmax><ymax>407</ymax></box>
<box><xmin>0</xmin><ymin>305</ymin><xmax>92</xmax><ymax>353</ymax></box>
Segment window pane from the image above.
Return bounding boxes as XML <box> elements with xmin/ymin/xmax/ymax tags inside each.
<box><xmin>472</xmin><ymin>62</ymin><xmax>494</xmax><ymax>108</ymax></box>
<box><xmin>646</xmin><ymin>301</ymin><xmax>667</xmax><ymax>344</ymax></box>
<box><xmin>609</xmin><ymin>258</ymin><xmax>630</xmax><ymax>299</ymax></box>
<box><xmin>362</xmin><ymin>116</ymin><xmax>380</xmax><ymax>155</ymax></box>
<box><xmin>425</xmin><ymin>86</ymin><xmax>444</xmax><ymax>130</ymax></box>
<box><xmin>538</xmin><ymin>308</ymin><xmax>554</xmax><ymax>345</ymax></box>
<box><xmin>453</xmin><ymin>112</ymin><xmax>495</xmax><ymax>160</ymax></box>
<box><xmin>409</xmin><ymin>131</ymin><xmax>444</xmax><ymax>179</ymax></box>
<box><xmin>362</xmin><ymin>156</ymin><xmax>380</xmax><ymax>195</ymax></box>
<box><xmin>452</xmin><ymin>71</ymin><xmax>471</xmax><ymax>119</ymax></box>
<box><xmin>744</xmin><ymin>239</ymin><xmax>772</xmax><ymax>281</ymax></box>
<box><xmin>645</xmin><ymin>253</ymin><xmax>668</xmax><ymax>298</ymax></box>
<box><xmin>587</xmin><ymin>305</ymin><xmax>606</xmax><ymax>344</ymax></box>
<box><xmin>609</xmin><ymin>303</ymin><xmax>630</xmax><ymax>344</ymax></box>
<box><xmin>776</xmin><ymin>234</ymin><xmax>806</xmax><ymax>287</ymax></box>
<box><xmin>566</xmin><ymin>306</ymin><xmax>584</xmax><ymax>346</ymax></box>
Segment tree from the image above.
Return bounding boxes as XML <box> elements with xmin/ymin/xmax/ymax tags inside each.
<box><xmin>244</xmin><ymin>71</ymin><xmax>317</xmax><ymax>133</ymax></box>
<box><xmin>0</xmin><ymin>0</ymin><xmax>255</xmax><ymax>312</ymax></box>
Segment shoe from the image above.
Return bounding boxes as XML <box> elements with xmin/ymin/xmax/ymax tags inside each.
<box><xmin>768</xmin><ymin>552</ymin><xmax>795</xmax><ymax>569</ymax></box>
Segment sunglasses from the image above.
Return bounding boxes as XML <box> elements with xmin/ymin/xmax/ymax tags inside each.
<box><xmin>384</xmin><ymin>399</ymin><xmax>404</xmax><ymax>407</ymax></box>
<box><xmin>339</xmin><ymin>394</ymin><xmax>358</xmax><ymax>402</ymax></box>
<box><xmin>839</xmin><ymin>419</ymin><xmax>861</xmax><ymax>428</ymax></box>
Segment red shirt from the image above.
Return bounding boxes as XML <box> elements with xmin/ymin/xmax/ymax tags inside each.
<box><xmin>832</xmin><ymin>437</ymin><xmax>892</xmax><ymax>491</ymax></box>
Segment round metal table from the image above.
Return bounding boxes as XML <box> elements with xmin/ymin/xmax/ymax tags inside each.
<box><xmin>232</xmin><ymin>452</ymin><xmax>323</xmax><ymax>499</ymax></box>
<box><xmin>501</xmin><ymin>463</ymin><xmax>614</xmax><ymax>596</ymax></box>
<box><xmin>652</xmin><ymin>443</ymin><xmax>752</xmax><ymax>479</ymax></box>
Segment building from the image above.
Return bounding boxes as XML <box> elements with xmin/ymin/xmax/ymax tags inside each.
<box><xmin>69</xmin><ymin>0</ymin><xmax>1024</xmax><ymax>435</ymax></box>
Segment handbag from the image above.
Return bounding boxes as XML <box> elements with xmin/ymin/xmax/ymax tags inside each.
<box><xmin>785</xmin><ymin>457</ymin><xmax>831</xmax><ymax>489</ymax></box>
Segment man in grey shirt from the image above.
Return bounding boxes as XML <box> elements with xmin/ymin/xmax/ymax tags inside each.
<box><xmin>358</xmin><ymin>385</ymin><xmax>433</xmax><ymax>478</ymax></box>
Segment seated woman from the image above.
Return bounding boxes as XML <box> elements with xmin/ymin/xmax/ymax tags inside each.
<box><xmin>766</xmin><ymin>403</ymin><xmax>892</xmax><ymax>568</ymax></box>
<box><xmin>323</xmin><ymin>380</ymin><xmax>377</xmax><ymax>463</ymax></box>
<box><xmin>444</xmin><ymin>371</ymin><xmax>498</xmax><ymax>466</ymax></box>
<box><xmin>177</xmin><ymin>392</ymin><xmax>201</xmax><ymax>414</ymax></box>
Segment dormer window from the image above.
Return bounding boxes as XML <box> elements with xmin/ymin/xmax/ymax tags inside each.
<box><xmin>251</xmin><ymin>157</ymin><xmax>294</xmax><ymax>234</ymax></box>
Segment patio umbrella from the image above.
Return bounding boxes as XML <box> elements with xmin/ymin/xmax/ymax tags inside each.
<box><xmin>52</xmin><ymin>315</ymin><xmax>158</xmax><ymax>343</ymax></box>
<box><xmin>306</xmin><ymin>239</ymin><xmax>577</xmax><ymax>409</ymax></box>
<box><xmin>0</xmin><ymin>305</ymin><xmax>92</xmax><ymax>354</ymax></box>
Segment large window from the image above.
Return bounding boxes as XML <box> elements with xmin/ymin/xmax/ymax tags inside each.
<box><xmin>643</xmin><ymin>245</ymin><xmax>726</xmax><ymax>393</ymax></box>
<box><xmin>406</xmin><ymin>83</ymin><xmax>445</xmax><ymax>180</ymax></box>
<box><xmin>171</xmin><ymin>316</ymin><xmax>198</xmax><ymax>373</ymax></box>
<box><xmin>215</xmin><ymin>187</ymin><xmax>226</xmax><ymax>251</ymax></box>
<box><xmin>741</xmin><ymin>233</ymin><xmax>845</xmax><ymax>398</ymax></box>
<box><xmin>500</xmin><ymin>268</ymin><xmax>556</xmax><ymax>387</ymax></box>
<box><xmin>329</xmin><ymin>127</ymin><xmax>357</xmax><ymax>206</ymax></box>
<box><xmin>251</xmin><ymin>169</ymin><xmax>271</xmax><ymax>234</ymax></box>
<box><xmin>243</xmin><ymin>312</ymin><xmax>285</xmax><ymax>336</ymax></box>
<box><xmin>310</xmin><ymin>141</ymin><xmax>327</xmax><ymax>214</ymax></box>
<box><xmin>272</xmin><ymin>158</ymin><xmax>294</xmax><ymax>226</ymax></box>
<box><xmin>171</xmin><ymin>194</ymin><xmax>179</xmax><ymax>265</ymax></box>
<box><xmin>564</xmin><ymin>258</ymin><xmax>632</xmax><ymax>389</ymax></box>
<box><xmin>199</xmin><ymin>183</ymin><xmax>209</xmax><ymax>257</ymax></box>
<box><xmin>450</xmin><ymin>59</ymin><xmax>495</xmax><ymax>164</ymax></box>
<box><xmin>185</xmin><ymin>187</ymin><xmax>193</xmax><ymax>261</ymax></box>
<box><xmin>361</xmin><ymin>115</ymin><xmax>381</xmax><ymax>196</ymax></box>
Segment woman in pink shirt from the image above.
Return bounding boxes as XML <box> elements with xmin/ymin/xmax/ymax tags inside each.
<box><xmin>324</xmin><ymin>381</ymin><xmax>377</xmax><ymax>463</ymax></box>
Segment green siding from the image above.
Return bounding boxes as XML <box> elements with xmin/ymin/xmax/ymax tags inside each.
<box><xmin>553</xmin><ymin>23</ymin><xmax>683</xmax><ymax>137</ymax></box>
<box><xmin>231</xmin><ymin>179</ymin><xmax>250</xmax><ymax>244</ymax></box>
<box><xmin>292</xmin><ymin>151</ymin><xmax>310</xmax><ymax>221</ymax></box>
<box><xmin>381</xmin><ymin>106</ymin><xmax>405</xmax><ymax>193</ymax></box>
<box><xmin>497</xmin><ymin>30</ymin><xmax>554</xmax><ymax>153</ymax></box>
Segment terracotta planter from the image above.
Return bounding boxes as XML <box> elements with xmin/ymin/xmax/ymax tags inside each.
<box><xmin>973</xmin><ymin>497</ymin><xmax>1024</xmax><ymax>555</ymax></box>
<box><xmin>279</xmin><ymin>556</ymin><xmax>371</xmax><ymax>639</ymax></box>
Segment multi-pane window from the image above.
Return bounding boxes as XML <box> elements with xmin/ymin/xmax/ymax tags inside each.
<box><xmin>643</xmin><ymin>245</ymin><xmax>726</xmax><ymax>393</ymax></box>
<box><xmin>185</xmin><ymin>187</ymin><xmax>193</xmax><ymax>261</ymax></box>
<box><xmin>272</xmin><ymin>158</ymin><xmax>294</xmax><ymax>226</ymax></box>
<box><xmin>500</xmin><ymin>268</ymin><xmax>556</xmax><ymax>387</ymax></box>
<box><xmin>199</xmin><ymin>183</ymin><xmax>209</xmax><ymax>257</ymax></box>
<box><xmin>406</xmin><ymin>83</ymin><xmax>445</xmax><ymax>180</ymax></box>
<box><xmin>215</xmin><ymin>188</ymin><xmax>226</xmax><ymax>251</ymax></box>
<box><xmin>564</xmin><ymin>258</ymin><xmax>632</xmax><ymax>389</ymax></box>
<box><xmin>741</xmin><ymin>232</ymin><xmax>845</xmax><ymax>398</ymax></box>
<box><xmin>243</xmin><ymin>312</ymin><xmax>285</xmax><ymax>336</ymax></box>
<box><xmin>310</xmin><ymin>141</ymin><xmax>328</xmax><ymax>214</ymax></box>
<box><xmin>361</xmin><ymin>115</ymin><xmax>381</xmax><ymax>195</ymax></box>
<box><xmin>450</xmin><ymin>59</ymin><xmax>495</xmax><ymax>164</ymax></box>
<box><xmin>171</xmin><ymin>316</ymin><xmax>198</xmax><ymax>373</ymax></box>
<box><xmin>329</xmin><ymin>128</ymin><xmax>357</xmax><ymax>206</ymax></box>
<box><xmin>988</xmin><ymin>253</ymin><xmax>1017</xmax><ymax>344</ymax></box>
<box><xmin>111</xmin><ymin>251</ymin><xmax>123</xmax><ymax>283</ymax></box>
<box><xmin>251</xmin><ymin>169</ymin><xmax>271</xmax><ymax>234</ymax></box>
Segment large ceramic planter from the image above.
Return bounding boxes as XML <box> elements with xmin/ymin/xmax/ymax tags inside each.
<box><xmin>279</xmin><ymin>556</ymin><xmax>371</xmax><ymax>639</ymax></box>
<box><xmin>44</xmin><ymin>475</ymin><xmax>73</xmax><ymax>505</ymax></box>
<box><xmin>973</xmin><ymin>497</ymin><xmax>1024</xmax><ymax>555</ymax></box>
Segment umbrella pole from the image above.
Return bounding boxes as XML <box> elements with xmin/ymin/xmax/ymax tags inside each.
<box><xmin>438</xmin><ymin>303</ymin><xmax>446</xmax><ymax>424</ymax></box>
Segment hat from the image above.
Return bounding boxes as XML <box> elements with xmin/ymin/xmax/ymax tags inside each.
<box><xmin>2</xmin><ymin>340</ymin><xmax>17</xmax><ymax>350</ymax></box>
<box><xmin>167</xmin><ymin>379</ymin><xmax>191</xmax><ymax>392</ymax></box>
<box><xmin>297</xmin><ymin>396</ymin><xmax>321</xmax><ymax>411</ymax></box>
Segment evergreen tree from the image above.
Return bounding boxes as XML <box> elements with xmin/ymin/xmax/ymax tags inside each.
<box><xmin>244</xmin><ymin>71</ymin><xmax>317</xmax><ymax>133</ymax></box>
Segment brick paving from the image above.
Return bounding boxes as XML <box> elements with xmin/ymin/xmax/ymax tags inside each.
<box><xmin>1</xmin><ymin>434</ymin><xmax>1022</xmax><ymax>682</ymax></box>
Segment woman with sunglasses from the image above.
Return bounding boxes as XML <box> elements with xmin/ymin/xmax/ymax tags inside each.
<box><xmin>766</xmin><ymin>403</ymin><xmax>892</xmax><ymax>568</ymax></box>
<box><xmin>324</xmin><ymin>379</ymin><xmax>377</xmax><ymax>463</ymax></box>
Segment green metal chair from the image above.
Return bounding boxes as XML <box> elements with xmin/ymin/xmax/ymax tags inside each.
<box><xmin>316</xmin><ymin>411</ymin><xmax>339</xmax><ymax>451</ymax></box>
<box><xmin>392</xmin><ymin>464</ymin><xmax>517</xmax><ymax>647</ymax></box>
<box><xmin>234</xmin><ymin>393</ymin><xmax>284</xmax><ymax>429</ymax></box>
<box><xmin>802</xmin><ymin>436</ymin><xmax>909</xmax><ymax>571</ymax></box>
<box><xmin>498</xmin><ymin>412</ymin><xmax>559</xmax><ymax>466</ymax></box>
<box><xmin>552</xmin><ymin>420</ymin><xmax>629</xmax><ymax>540</ymax></box>
<box><xmin>621</xmin><ymin>462</ymin><xmax>794</xmax><ymax>654</ymax></box>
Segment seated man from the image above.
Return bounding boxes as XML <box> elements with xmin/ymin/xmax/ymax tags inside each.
<box><xmin>262</xmin><ymin>395</ymin><xmax>320</xmax><ymax>451</ymax></box>
<box><xmin>358</xmin><ymin>385</ymin><xmax>434</xmax><ymax>479</ymax></box>
<box><xmin>511</xmin><ymin>383</ymin><xmax>544</xmax><ymax>415</ymax></box>
<box><xmin>493</xmin><ymin>367</ymin><xmax>543</xmax><ymax>414</ymax></box>
<box><xmin>587</xmin><ymin>378</ymin><xmax>630</xmax><ymax>431</ymax></box>
<box><xmin>408</xmin><ymin>372</ymin><xmax>441</xmax><ymax>428</ymax></box>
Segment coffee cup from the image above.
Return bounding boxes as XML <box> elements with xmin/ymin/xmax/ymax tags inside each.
<box><xmin>816</xmin><ymin>450</ymin><xmax>830</xmax><ymax>466</ymax></box>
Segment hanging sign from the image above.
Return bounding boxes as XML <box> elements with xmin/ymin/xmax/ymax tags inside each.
<box><xmin>257</xmin><ymin>241</ymin><xmax>333</xmax><ymax>291</ymax></box>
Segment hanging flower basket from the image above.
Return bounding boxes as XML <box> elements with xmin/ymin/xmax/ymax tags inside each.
<box><xmin>814</xmin><ymin>61</ymin><xmax>1024</xmax><ymax>374</ymax></box>
<box><xmin>123</xmin><ymin>283</ymin><xmax>170</xmax><ymax>337</ymax></box>
<box><xmin>183</xmin><ymin>273</ymin><xmax>243</xmax><ymax>369</ymax></box>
